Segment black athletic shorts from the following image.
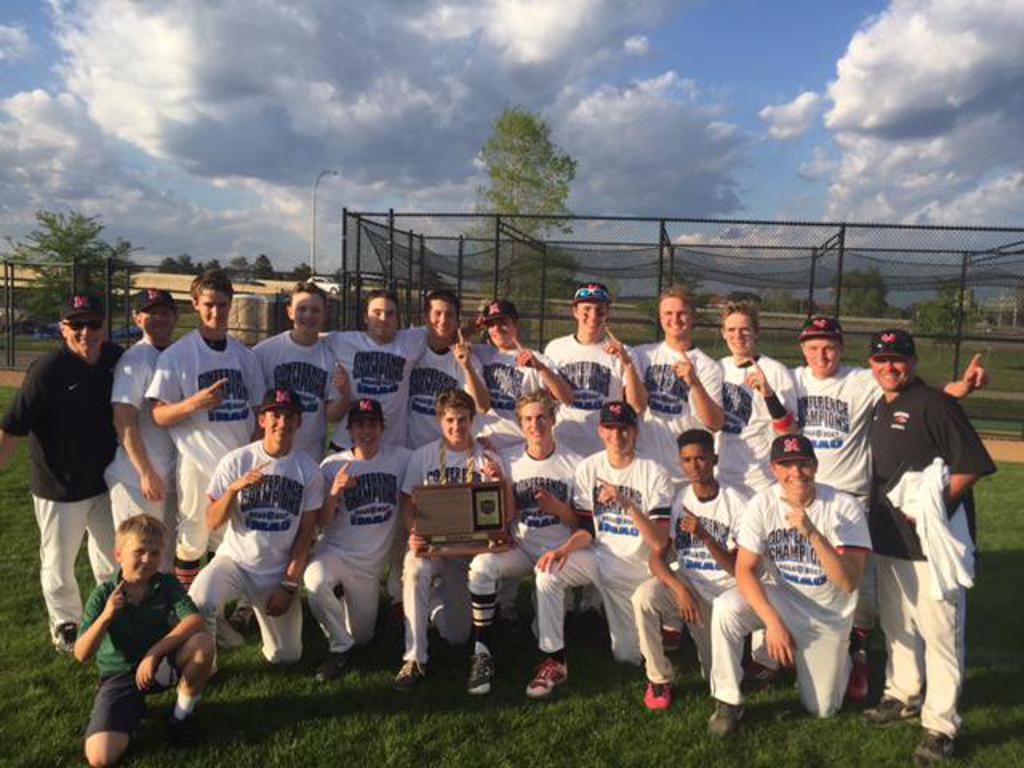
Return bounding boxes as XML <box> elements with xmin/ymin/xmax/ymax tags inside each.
<box><xmin>84</xmin><ymin>666</ymin><xmax>176</xmax><ymax>737</ymax></box>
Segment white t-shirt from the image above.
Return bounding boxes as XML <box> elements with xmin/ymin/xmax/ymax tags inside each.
<box><xmin>406</xmin><ymin>345</ymin><xmax>483</xmax><ymax>450</ymax></box>
<box><xmin>402</xmin><ymin>439</ymin><xmax>497</xmax><ymax>492</ymax></box>
<box><xmin>793</xmin><ymin>366</ymin><xmax>880</xmax><ymax>498</ymax></box>
<box><xmin>254</xmin><ymin>331</ymin><xmax>339</xmax><ymax>460</ymax></box>
<box><xmin>146</xmin><ymin>331</ymin><xmax>264</xmax><ymax>468</ymax></box>
<box><xmin>105</xmin><ymin>339</ymin><xmax>177</xmax><ymax>488</ymax></box>
<box><xmin>503</xmin><ymin>444</ymin><xmax>579</xmax><ymax>557</ymax></box>
<box><xmin>574</xmin><ymin>453</ymin><xmax>674</xmax><ymax>578</ymax></box>
<box><xmin>736</xmin><ymin>483</ymin><xmax>871</xmax><ymax>625</ymax></box>
<box><xmin>475</xmin><ymin>345</ymin><xmax>550</xmax><ymax>449</ymax></box>
<box><xmin>634</xmin><ymin>342</ymin><xmax>723</xmax><ymax>484</ymax></box>
<box><xmin>208</xmin><ymin>442</ymin><xmax>325</xmax><ymax>578</ymax></box>
<box><xmin>544</xmin><ymin>334</ymin><xmax>629</xmax><ymax>457</ymax></box>
<box><xmin>668</xmin><ymin>484</ymin><xmax>748</xmax><ymax>603</ymax></box>
<box><xmin>319</xmin><ymin>446</ymin><xmax>411</xmax><ymax>568</ymax></box>
<box><xmin>717</xmin><ymin>354</ymin><xmax>797</xmax><ymax>494</ymax></box>
<box><xmin>328</xmin><ymin>327</ymin><xmax>427</xmax><ymax>449</ymax></box>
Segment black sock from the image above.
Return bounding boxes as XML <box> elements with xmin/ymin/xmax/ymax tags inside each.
<box><xmin>471</xmin><ymin>592</ymin><xmax>497</xmax><ymax>651</ymax></box>
<box><xmin>545</xmin><ymin>648</ymin><xmax>566</xmax><ymax>665</ymax></box>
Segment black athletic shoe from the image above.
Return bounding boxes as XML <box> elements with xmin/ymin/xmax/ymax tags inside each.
<box><xmin>53</xmin><ymin>622</ymin><xmax>77</xmax><ymax>654</ymax></box>
<box><xmin>913</xmin><ymin>730</ymin><xmax>954</xmax><ymax>765</ymax></box>
<box><xmin>863</xmin><ymin>696</ymin><xmax>921</xmax><ymax>727</ymax></box>
<box><xmin>708</xmin><ymin>699</ymin><xmax>744</xmax><ymax>737</ymax></box>
<box><xmin>467</xmin><ymin>652</ymin><xmax>495</xmax><ymax>695</ymax></box>
<box><xmin>167</xmin><ymin>714</ymin><xmax>200</xmax><ymax>748</ymax></box>
<box><xmin>393</xmin><ymin>660</ymin><xmax>426</xmax><ymax>692</ymax></box>
<box><xmin>316</xmin><ymin>651</ymin><xmax>352</xmax><ymax>683</ymax></box>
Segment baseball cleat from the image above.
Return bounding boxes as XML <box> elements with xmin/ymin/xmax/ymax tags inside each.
<box><xmin>467</xmin><ymin>652</ymin><xmax>496</xmax><ymax>695</ymax></box>
<box><xmin>912</xmin><ymin>730</ymin><xmax>954</xmax><ymax>765</ymax></box>
<box><xmin>167</xmin><ymin>713</ymin><xmax>201</xmax><ymax>748</ymax></box>
<box><xmin>316</xmin><ymin>651</ymin><xmax>352</xmax><ymax>683</ymax></box>
<box><xmin>52</xmin><ymin>622</ymin><xmax>78</xmax><ymax>654</ymax></box>
<box><xmin>863</xmin><ymin>696</ymin><xmax>921</xmax><ymax>727</ymax></box>
<box><xmin>526</xmin><ymin>658</ymin><xmax>568</xmax><ymax>699</ymax></box>
<box><xmin>393</xmin><ymin>660</ymin><xmax>426</xmax><ymax>691</ymax></box>
<box><xmin>708</xmin><ymin>699</ymin><xmax>744</xmax><ymax>737</ymax></box>
<box><xmin>644</xmin><ymin>681</ymin><xmax>673</xmax><ymax>711</ymax></box>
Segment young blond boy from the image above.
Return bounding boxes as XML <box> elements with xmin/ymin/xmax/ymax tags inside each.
<box><xmin>75</xmin><ymin>515</ymin><xmax>214</xmax><ymax>766</ymax></box>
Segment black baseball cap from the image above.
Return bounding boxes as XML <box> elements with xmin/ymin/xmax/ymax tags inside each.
<box><xmin>133</xmin><ymin>288</ymin><xmax>177</xmax><ymax>313</ymax></box>
<box><xmin>347</xmin><ymin>397</ymin><xmax>384</xmax><ymax>427</ymax></box>
<box><xmin>869</xmin><ymin>329</ymin><xmax>916</xmax><ymax>359</ymax></box>
<box><xmin>677</xmin><ymin>428</ymin><xmax>715</xmax><ymax>451</ymax></box>
<box><xmin>479</xmin><ymin>299</ymin><xmax>519</xmax><ymax>324</ymax></box>
<box><xmin>573</xmin><ymin>282</ymin><xmax>611</xmax><ymax>304</ymax></box>
<box><xmin>257</xmin><ymin>388</ymin><xmax>303</xmax><ymax>414</ymax></box>
<box><xmin>600</xmin><ymin>400</ymin><xmax>637</xmax><ymax>428</ymax></box>
<box><xmin>61</xmin><ymin>294</ymin><xmax>104</xmax><ymax>321</ymax></box>
<box><xmin>799</xmin><ymin>315</ymin><xmax>843</xmax><ymax>343</ymax></box>
<box><xmin>770</xmin><ymin>434</ymin><xmax>817</xmax><ymax>464</ymax></box>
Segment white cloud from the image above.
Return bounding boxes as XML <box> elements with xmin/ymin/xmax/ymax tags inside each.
<box><xmin>759</xmin><ymin>91</ymin><xmax>822</xmax><ymax>140</ymax></box>
<box><xmin>823</xmin><ymin>0</ymin><xmax>1024</xmax><ymax>223</ymax></box>
<box><xmin>798</xmin><ymin>146</ymin><xmax>839</xmax><ymax>181</ymax></box>
<box><xmin>0</xmin><ymin>24</ymin><xmax>31</xmax><ymax>63</ymax></box>
<box><xmin>624</xmin><ymin>35</ymin><xmax>649</xmax><ymax>56</ymax></box>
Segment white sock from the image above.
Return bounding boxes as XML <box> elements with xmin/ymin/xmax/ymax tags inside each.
<box><xmin>173</xmin><ymin>691</ymin><xmax>200</xmax><ymax>720</ymax></box>
<box><xmin>474</xmin><ymin>641</ymin><xmax>491</xmax><ymax>656</ymax></box>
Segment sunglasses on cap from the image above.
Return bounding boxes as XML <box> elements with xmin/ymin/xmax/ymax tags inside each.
<box><xmin>573</xmin><ymin>285</ymin><xmax>610</xmax><ymax>303</ymax></box>
<box><xmin>64</xmin><ymin>319</ymin><xmax>103</xmax><ymax>331</ymax></box>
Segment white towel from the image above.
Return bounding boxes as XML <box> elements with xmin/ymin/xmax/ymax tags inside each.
<box><xmin>886</xmin><ymin>457</ymin><xmax>974</xmax><ymax>601</ymax></box>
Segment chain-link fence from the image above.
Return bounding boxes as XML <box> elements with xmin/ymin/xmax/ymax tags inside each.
<box><xmin>340</xmin><ymin>211</ymin><xmax>1024</xmax><ymax>436</ymax></box>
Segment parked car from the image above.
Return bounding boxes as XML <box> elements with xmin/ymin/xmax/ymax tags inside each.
<box><xmin>309</xmin><ymin>275</ymin><xmax>342</xmax><ymax>294</ymax></box>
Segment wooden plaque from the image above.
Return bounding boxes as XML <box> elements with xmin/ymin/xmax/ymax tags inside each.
<box><xmin>411</xmin><ymin>481</ymin><xmax>510</xmax><ymax>557</ymax></box>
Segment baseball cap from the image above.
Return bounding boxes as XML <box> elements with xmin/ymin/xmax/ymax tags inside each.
<box><xmin>770</xmin><ymin>434</ymin><xmax>817</xmax><ymax>464</ymax></box>
<box><xmin>479</xmin><ymin>299</ymin><xmax>519</xmax><ymax>325</ymax></box>
<box><xmin>869</xmin><ymin>329</ymin><xmax>915</xmax><ymax>359</ymax></box>
<box><xmin>133</xmin><ymin>288</ymin><xmax>177</xmax><ymax>314</ymax></box>
<box><xmin>347</xmin><ymin>397</ymin><xmax>384</xmax><ymax>427</ymax></box>
<box><xmin>61</xmin><ymin>294</ymin><xmax>104</xmax><ymax>321</ymax></box>
<box><xmin>257</xmin><ymin>388</ymin><xmax>303</xmax><ymax>414</ymax></box>
<box><xmin>573</xmin><ymin>282</ymin><xmax>611</xmax><ymax>304</ymax></box>
<box><xmin>599</xmin><ymin>400</ymin><xmax>637</xmax><ymax>428</ymax></box>
<box><xmin>799</xmin><ymin>315</ymin><xmax>843</xmax><ymax>343</ymax></box>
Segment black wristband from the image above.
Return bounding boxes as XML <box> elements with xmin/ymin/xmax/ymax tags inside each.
<box><xmin>764</xmin><ymin>392</ymin><xmax>788</xmax><ymax>419</ymax></box>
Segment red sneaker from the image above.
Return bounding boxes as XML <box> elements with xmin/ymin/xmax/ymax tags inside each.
<box><xmin>526</xmin><ymin>658</ymin><xmax>568</xmax><ymax>699</ymax></box>
<box><xmin>846</xmin><ymin>651</ymin><xmax>870</xmax><ymax>702</ymax></box>
<box><xmin>644</xmin><ymin>681</ymin><xmax>673</xmax><ymax>711</ymax></box>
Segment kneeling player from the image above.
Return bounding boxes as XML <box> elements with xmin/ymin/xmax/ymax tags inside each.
<box><xmin>527</xmin><ymin>401</ymin><xmax>673</xmax><ymax>698</ymax></box>
<box><xmin>394</xmin><ymin>389</ymin><xmax>502</xmax><ymax>690</ymax></box>
<box><xmin>466</xmin><ymin>391</ymin><xmax>581</xmax><ymax>694</ymax></box>
<box><xmin>632</xmin><ymin>429</ymin><xmax>747</xmax><ymax>710</ymax></box>
<box><xmin>707</xmin><ymin>435</ymin><xmax>870</xmax><ymax>735</ymax></box>
<box><xmin>190</xmin><ymin>389</ymin><xmax>324</xmax><ymax>664</ymax></box>
<box><xmin>305</xmin><ymin>398</ymin><xmax>410</xmax><ymax>681</ymax></box>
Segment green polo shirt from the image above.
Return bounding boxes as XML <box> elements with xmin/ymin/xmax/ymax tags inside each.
<box><xmin>81</xmin><ymin>572</ymin><xmax>199</xmax><ymax>677</ymax></box>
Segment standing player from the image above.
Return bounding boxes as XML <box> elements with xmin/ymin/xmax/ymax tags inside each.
<box><xmin>190</xmin><ymin>388</ymin><xmax>325</xmax><ymax>663</ymax></box>
<box><xmin>632</xmin><ymin>429</ymin><xmax>747</xmax><ymax>710</ymax></box>
<box><xmin>717</xmin><ymin>298</ymin><xmax>798</xmax><ymax>495</ymax></box>
<box><xmin>527</xmin><ymin>401</ymin><xmax>673</xmax><ymax>698</ymax></box>
<box><xmin>304</xmin><ymin>398</ymin><xmax>410</xmax><ymax>681</ymax></box>
<box><xmin>634</xmin><ymin>285</ymin><xmax>724</xmax><ymax>485</ymax></box>
<box><xmin>707</xmin><ymin>435</ymin><xmax>870</xmax><ymax>735</ymax></box>
<box><xmin>0</xmin><ymin>295</ymin><xmax>122</xmax><ymax>651</ymax></box>
<box><xmin>254</xmin><ymin>282</ymin><xmax>347</xmax><ymax>459</ymax></box>
<box><xmin>105</xmin><ymin>289</ymin><xmax>179</xmax><ymax>572</ymax></box>
<box><xmin>465</xmin><ymin>391</ymin><xmax>581</xmax><ymax>695</ymax></box>
<box><xmin>406</xmin><ymin>290</ymin><xmax>489</xmax><ymax>449</ymax></box>
<box><xmin>147</xmin><ymin>270</ymin><xmax>264</xmax><ymax>591</ymax></box>
<box><xmin>394</xmin><ymin>389</ymin><xmax>500</xmax><ymax>691</ymax></box>
<box><xmin>474</xmin><ymin>299</ymin><xmax>573</xmax><ymax>449</ymax></box>
<box><xmin>862</xmin><ymin>330</ymin><xmax>995</xmax><ymax>765</ymax></box>
<box><xmin>543</xmin><ymin>283</ymin><xmax>647</xmax><ymax>457</ymax></box>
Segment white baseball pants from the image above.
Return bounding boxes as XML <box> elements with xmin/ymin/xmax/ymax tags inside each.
<box><xmin>304</xmin><ymin>548</ymin><xmax>385</xmax><ymax>654</ymax></box>
<box><xmin>402</xmin><ymin>551</ymin><xmax>472</xmax><ymax>664</ymax></box>
<box><xmin>632</xmin><ymin>576</ymin><xmax>715</xmax><ymax>683</ymax></box>
<box><xmin>108</xmin><ymin>480</ymin><xmax>177</xmax><ymax>572</ymax></box>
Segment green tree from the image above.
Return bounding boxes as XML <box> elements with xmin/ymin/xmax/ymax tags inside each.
<box><xmin>227</xmin><ymin>256</ymin><xmax>251</xmax><ymax>281</ymax></box>
<box><xmin>290</xmin><ymin>262</ymin><xmax>313</xmax><ymax>281</ymax></box>
<box><xmin>476</xmin><ymin>106</ymin><xmax>579</xmax><ymax>300</ymax></box>
<box><xmin>914</xmin><ymin>284</ymin><xmax>978</xmax><ymax>338</ymax></box>
<box><xmin>839</xmin><ymin>267</ymin><xmax>889</xmax><ymax>318</ymax></box>
<box><xmin>253</xmin><ymin>254</ymin><xmax>275</xmax><ymax>279</ymax></box>
<box><xmin>159</xmin><ymin>253</ymin><xmax>197</xmax><ymax>274</ymax></box>
<box><xmin>6</xmin><ymin>210</ymin><xmax>134</xmax><ymax>321</ymax></box>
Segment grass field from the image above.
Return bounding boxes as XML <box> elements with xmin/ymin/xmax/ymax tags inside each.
<box><xmin>0</xmin><ymin>393</ymin><xmax>1021</xmax><ymax>767</ymax></box>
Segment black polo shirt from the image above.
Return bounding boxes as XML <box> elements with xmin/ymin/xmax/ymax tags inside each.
<box><xmin>2</xmin><ymin>342</ymin><xmax>123</xmax><ymax>501</ymax></box>
<box><xmin>868</xmin><ymin>377</ymin><xmax>995</xmax><ymax>560</ymax></box>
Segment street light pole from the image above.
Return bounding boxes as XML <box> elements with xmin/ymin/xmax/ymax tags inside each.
<box><xmin>311</xmin><ymin>169</ymin><xmax>339</xmax><ymax>275</ymax></box>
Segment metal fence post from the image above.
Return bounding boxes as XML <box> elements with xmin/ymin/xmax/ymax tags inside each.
<box><xmin>4</xmin><ymin>261</ymin><xmax>13</xmax><ymax>367</ymax></box>
<box><xmin>387</xmin><ymin>208</ymin><xmax>395</xmax><ymax>289</ymax></box>
<box><xmin>493</xmin><ymin>215</ymin><xmax>501</xmax><ymax>299</ymax></box>
<box><xmin>354</xmin><ymin>215</ymin><xmax>363</xmax><ymax>330</ymax></box>
<box><xmin>123</xmin><ymin>263</ymin><xmax>132</xmax><ymax>331</ymax></box>
<box><xmin>457</xmin><ymin>236</ymin><xmax>464</xmax><ymax>299</ymax></box>
<box><xmin>104</xmin><ymin>256</ymin><xmax>114</xmax><ymax>334</ymax></box>
<box><xmin>952</xmin><ymin>251</ymin><xmax>970</xmax><ymax>380</ymax></box>
<box><xmin>71</xmin><ymin>257</ymin><xmax>79</xmax><ymax>295</ymax></box>
<box><xmin>406</xmin><ymin>230</ymin><xmax>414</xmax><ymax>325</ymax></box>
<box><xmin>833</xmin><ymin>224</ymin><xmax>846</xmax><ymax>318</ymax></box>
<box><xmin>657</xmin><ymin>220</ymin><xmax>667</xmax><ymax>305</ymax></box>
<box><xmin>539</xmin><ymin>244</ymin><xmax>549</xmax><ymax>348</ymax></box>
<box><xmin>340</xmin><ymin>207</ymin><xmax>348</xmax><ymax>330</ymax></box>
<box><xmin>806</xmin><ymin>247</ymin><xmax>817</xmax><ymax>319</ymax></box>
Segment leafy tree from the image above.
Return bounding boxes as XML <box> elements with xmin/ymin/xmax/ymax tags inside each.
<box><xmin>762</xmin><ymin>288</ymin><xmax>803</xmax><ymax>314</ymax></box>
<box><xmin>839</xmin><ymin>267</ymin><xmax>889</xmax><ymax>318</ymax></box>
<box><xmin>159</xmin><ymin>253</ymin><xmax>197</xmax><ymax>274</ymax></box>
<box><xmin>914</xmin><ymin>284</ymin><xmax>978</xmax><ymax>338</ymax></box>
<box><xmin>5</xmin><ymin>209</ymin><xmax>134</xmax><ymax>321</ymax></box>
<box><xmin>199</xmin><ymin>258</ymin><xmax>223</xmax><ymax>273</ymax></box>
<box><xmin>227</xmin><ymin>256</ymin><xmax>251</xmax><ymax>281</ymax></box>
<box><xmin>253</xmin><ymin>254</ymin><xmax>275</xmax><ymax>279</ymax></box>
<box><xmin>290</xmin><ymin>262</ymin><xmax>313</xmax><ymax>281</ymax></box>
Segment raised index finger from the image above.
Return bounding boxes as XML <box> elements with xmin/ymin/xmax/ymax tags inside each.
<box><xmin>457</xmin><ymin>328</ymin><xmax>465</xmax><ymax>345</ymax></box>
<box><xmin>210</xmin><ymin>377</ymin><xmax>230</xmax><ymax>391</ymax></box>
<box><xmin>605</xmin><ymin>327</ymin><xmax>620</xmax><ymax>344</ymax></box>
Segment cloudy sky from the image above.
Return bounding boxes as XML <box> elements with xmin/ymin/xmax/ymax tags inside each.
<box><xmin>2</xmin><ymin>0</ymin><xmax>1023</xmax><ymax>271</ymax></box>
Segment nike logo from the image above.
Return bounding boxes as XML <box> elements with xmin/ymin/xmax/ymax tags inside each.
<box><xmin>67</xmin><ymin>382</ymin><xmax>80</xmax><ymax>391</ymax></box>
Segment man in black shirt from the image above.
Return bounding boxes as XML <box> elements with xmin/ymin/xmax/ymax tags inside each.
<box><xmin>863</xmin><ymin>329</ymin><xmax>995</xmax><ymax>766</ymax></box>
<box><xmin>0</xmin><ymin>295</ymin><xmax>124</xmax><ymax>652</ymax></box>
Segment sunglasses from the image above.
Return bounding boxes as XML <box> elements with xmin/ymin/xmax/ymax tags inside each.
<box><xmin>574</xmin><ymin>286</ymin><xmax>610</xmax><ymax>302</ymax></box>
<box><xmin>64</xmin><ymin>319</ymin><xmax>103</xmax><ymax>331</ymax></box>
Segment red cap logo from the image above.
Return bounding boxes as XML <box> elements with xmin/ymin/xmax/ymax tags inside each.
<box><xmin>359</xmin><ymin>399</ymin><xmax>373</xmax><ymax>412</ymax></box>
<box><xmin>609</xmin><ymin>403</ymin><xmax>622</xmax><ymax>415</ymax></box>
<box><xmin>814</xmin><ymin>318</ymin><xmax>828</xmax><ymax>328</ymax></box>
<box><xmin>147</xmin><ymin>289</ymin><xmax>161</xmax><ymax>300</ymax></box>
<box><xmin>72</xmin><ymin>296</ymin><xmax>89</xmax><ymax>309</ymax></box>
<box><xmin>275</xmin><ymin>390</ymin><xmax>290</xmax><ymax>404</ymax></box>
<box><xmin>881</xmin><ymin>332</ymin><xmax>896</xmax><ymax>343</ymax></box>
<box><xmin>488</xmin><ymin>302</ymin><xmax>500</xmax><ymax>315</ymax></box>
<box><xmin>783</xmin><ymin>437</ymin><xmax>801</xmax><ymax>452</ymax></box>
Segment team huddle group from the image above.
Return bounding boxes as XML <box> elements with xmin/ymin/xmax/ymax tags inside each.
<box><xmin>0</xmin><ymin>271</ymin><xmax>996</xmax><ymax>767</ymax></box>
